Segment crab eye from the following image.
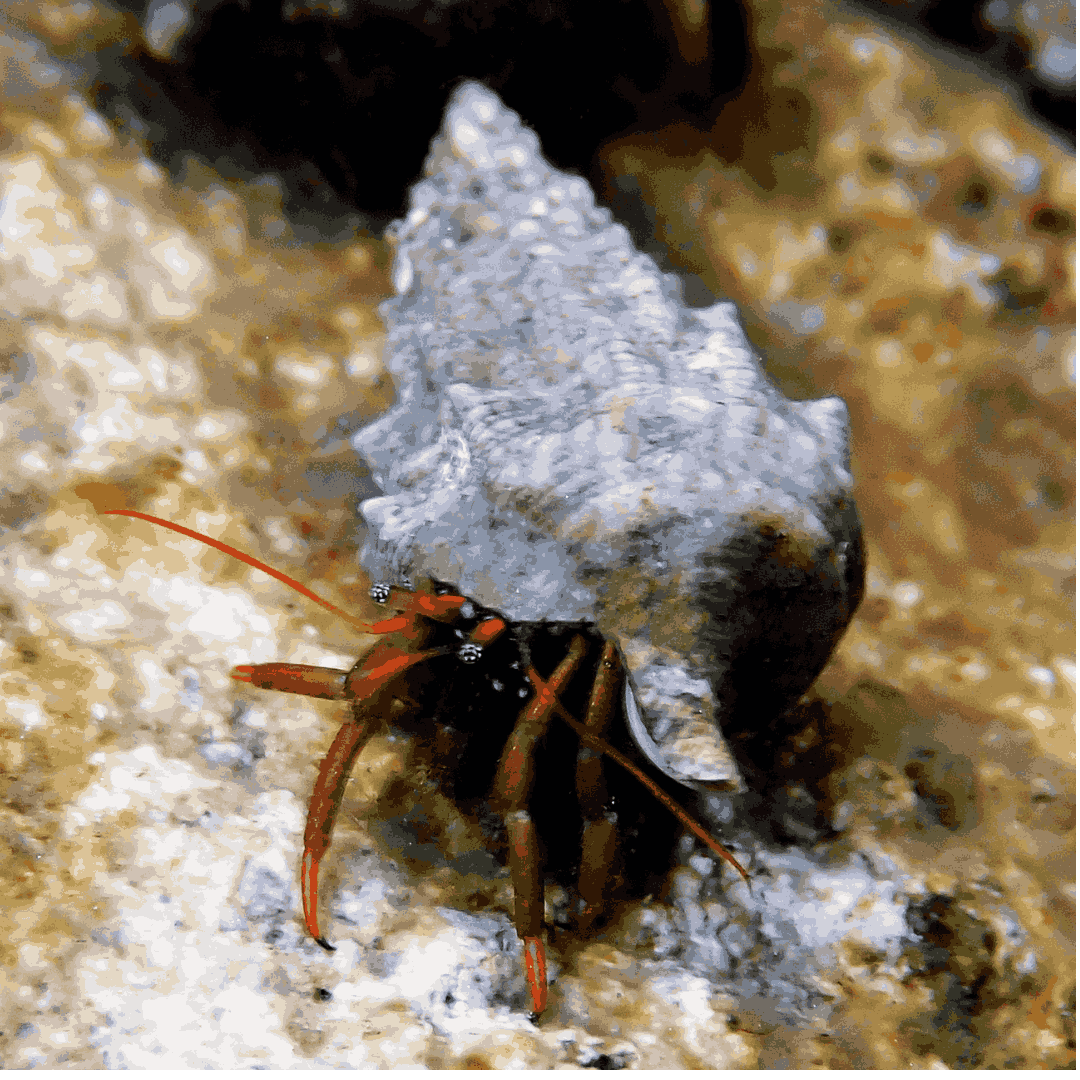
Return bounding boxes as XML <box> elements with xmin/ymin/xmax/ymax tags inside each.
<box><xmin>458</xmin><ymin>642</ymin><xmax>483</xmax><ymax>665</ymax></box>
<box><xmin>369</xmin><ymin>583</ymin><xmax>391</xmax><ymax>604</ymax></box>
<box><xmin>459</xmin><ymin>600</ymin><xmax>476</xmax><ymax>619</ymax></box>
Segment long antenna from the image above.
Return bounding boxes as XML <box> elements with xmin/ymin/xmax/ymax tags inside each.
<box><xmin>99</xmin><ymin>510</ymin><xmax>407</xmax><ymax>635</ymax></box>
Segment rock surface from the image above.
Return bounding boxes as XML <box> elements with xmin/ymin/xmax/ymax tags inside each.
<box><xmin>354</xmin><ymin>83</ymin><xmax>863</xmax><ymax>789</ymax></box>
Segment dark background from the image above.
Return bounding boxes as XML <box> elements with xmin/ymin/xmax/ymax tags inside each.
<box><xmin>84</xmin><ymin>0</ymin><xmax>1074</xmax><ymax>243</ymax></box>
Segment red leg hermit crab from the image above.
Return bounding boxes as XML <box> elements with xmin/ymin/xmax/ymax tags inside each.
<box><xmin>101</xmin><ymin>508</ymin><xmax>749</xmax><ymax>1018</ymax></box>
<box><xmin>98</xmin><ymin>80</ymin><xmax>863</xmax><ymax>1022</ymax></box>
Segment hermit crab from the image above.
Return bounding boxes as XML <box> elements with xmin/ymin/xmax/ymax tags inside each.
<box><xmin>95</xmin><ymin>82</ymin><xmax>864</xmax><ymax>1022</ymax></box>
<box><xmin>101</xmin><ymin>508</ymin><xmax>749</xmax><ymax>1018</ymax></box>
<box><xmin>329</xmin><ymin>82</ymin><xmax>863</xmax><ymax>1011</ymax></box>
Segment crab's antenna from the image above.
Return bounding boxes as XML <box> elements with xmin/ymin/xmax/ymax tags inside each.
<box><xmin>100</xmin><ymin>510</ymin><xmax>407</xmax><ymax>635</ymax></box>
<box><xmin>544</xmin><ymin>689</ymin><xmax>750</xmax><ymax>882</ymax></box>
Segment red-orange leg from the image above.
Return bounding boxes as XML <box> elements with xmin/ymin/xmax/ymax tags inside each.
<box><xmin>253</xmin><ymin>640</ymin><xmax>459</xmax><ymax>948</ymax></box>
<box><xmin>507</xmin><ymin>811</ymin><xmax>545</xmax><ymax>1015</ymax></box>
<box><xmin>522</xmin><ymin>935</ymin><xmax>547</xmax><ymax>1018</ymax></box>
<box><xmin>99</xmin><ymin>511</ymin><xmax>744</xmax><ymax>999</ymax></box>
<box><xmin>288</xmin><ymin>617</ymin><xmax>506</xmax><ymax>949</ymax></box>
<box><xmin>573</xmin><ymin>641</ymin><xmax>622</xmax><ymax>932</ymax></box>
<box><xmin>495</xmin><ymin>633</ymin><xmax>593</xmax><ymax>1017</ymax></box>
<box><xmin>231</xmin><ymin>642</ymin><xmax>456</xmax><ymax>936</ymax></box>
<box><xmin>232</xmin><ymin>663</ymin><xmax>351</xmax><ymax>699</ymax></box>
<box><xmin>515</xmin><ymin>638</ymin><xmax>749</xmax><ymax>1014</ymax></box>
<box><xmin>301</xmin><ymin>704</ymin><xmax>383</xmax><ymax>948</ymax></box>
<box><xmin>292</xmin><ymin>612</ymin><xmax>506</xmax><ymax>949</ymax></box>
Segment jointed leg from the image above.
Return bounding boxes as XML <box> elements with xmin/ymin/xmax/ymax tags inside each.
<box><xmin>573</xmin><ymin>641</ymin><xmax>622</xmax><ymax>932</ymax></box>
<box><xmin>495</xmin><ymin>634</ymin><xmax>593</xmax><ymax>1017</ymax></box>
<box><xmin>302</xmin><ymin>701</ymin><xmax>384</xmax><ymax>948</ymax></box>
<box><xmin>101</xmin><ymin>513</ymin><xmax>520</xmax><ymax>957</ymax></box>
<box><xmin>285</xmin><ymin>609</ymin><xmax>511</xmax><ymax>950</ymax></box>
<box><xmin>236</xmin><ymin>638</ymin><xmax>455</xmax><ymax>949</ymax></box>
<box><xmin>102</xmin><ymin>506</ymin><xmax>742</xmax><ymax>1016</ymax></box>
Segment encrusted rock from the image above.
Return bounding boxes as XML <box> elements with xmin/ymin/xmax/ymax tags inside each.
<box><xmin>353</xmin><ymin>82</ymin><xmax>863</xmax><ymax>790</ymax></box>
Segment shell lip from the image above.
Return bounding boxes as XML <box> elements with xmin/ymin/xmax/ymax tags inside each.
<box><xmin>622</xmin><ymin>678</ymin><xmax>745</xmax><ymax>793</ymax></box>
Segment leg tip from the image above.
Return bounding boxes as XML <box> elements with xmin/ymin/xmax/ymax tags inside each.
<box><xmin>315</xmin><ymin>936</ymin><xmax>336</xmax><ymax>952</ymax></box>
<box><xmin>522</xmin><ymin>934</ymin><xmax>548</xmax><ymax>1018</ymax></box>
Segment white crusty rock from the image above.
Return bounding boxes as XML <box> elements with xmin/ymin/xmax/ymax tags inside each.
<box><xmin>353</xmin><ymin>82</ymin><xmax>863</xmax><ymax>789</ymax></box>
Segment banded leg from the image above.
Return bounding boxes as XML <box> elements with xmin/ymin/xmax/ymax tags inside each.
<box><xmin>573</xmin><ymin>641</ymin><xmax>622</xmax><ymax>932</ymax></box>
<box><xmin>494</xmin><ymin>634</ymin><xmax>593</xmax><ymax>1017</ymax></box>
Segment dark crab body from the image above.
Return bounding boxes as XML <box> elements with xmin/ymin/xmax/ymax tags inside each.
<box><xmin>371</xmin><ymin>603</ymin><xmax>686</xmax><ymax>906</ymax></box>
